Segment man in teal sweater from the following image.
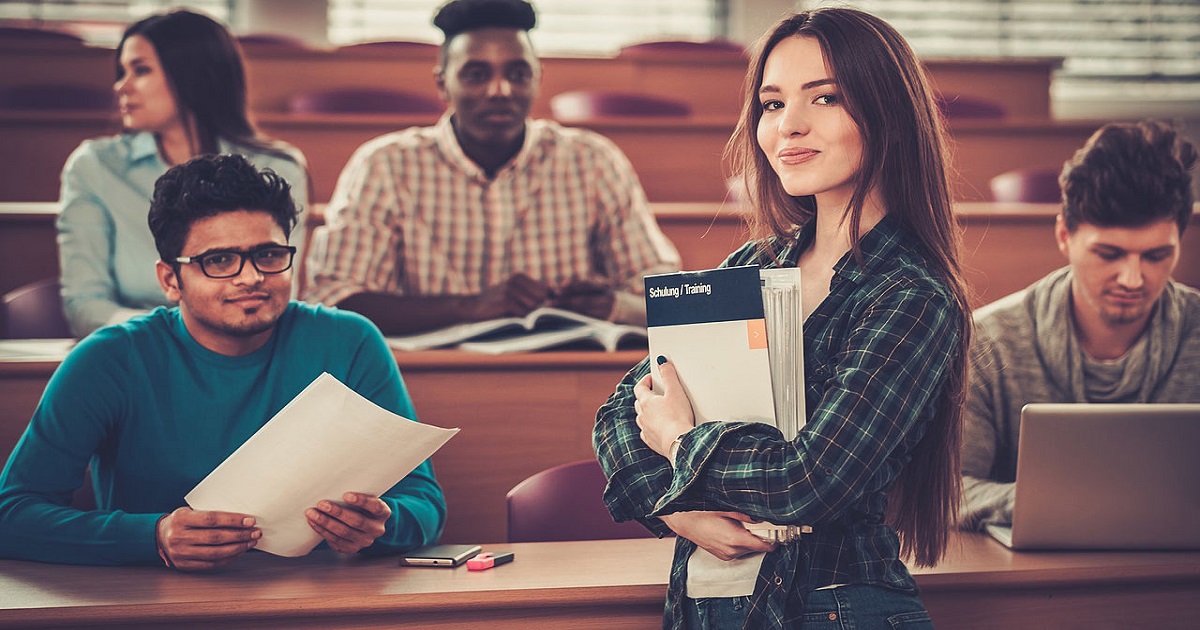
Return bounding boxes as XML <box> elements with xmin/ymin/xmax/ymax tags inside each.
<box><xmin>0</xmin><ymin>154</ymin><xmax>445</xmax><ymax>570</ymax></box>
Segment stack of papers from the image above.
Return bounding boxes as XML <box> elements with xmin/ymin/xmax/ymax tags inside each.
<box><xmin>759</xmin><ymin>268</ymin><xmax>806</xmax><ymax>437</ymax></box>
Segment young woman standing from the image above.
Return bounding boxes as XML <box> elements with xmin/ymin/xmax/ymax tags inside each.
<box><xmin>595</xmin><ymin>8</ymin><xmax>971</xmax><ymax>628</ymax></box>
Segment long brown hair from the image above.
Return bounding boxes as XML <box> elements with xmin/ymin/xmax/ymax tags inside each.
<box><xmin>726</xmin><ymin>8</ymin><xmax>971</xmax><ymax>566</ymax></box>
<box><xmin>117</xmin><ymin>9</ymin><xmax>295</xmax><ymax>161</ymax></box>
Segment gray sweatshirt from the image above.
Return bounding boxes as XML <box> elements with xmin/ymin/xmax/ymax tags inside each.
<box><xmin>961</xmin><ymin>267</ymin><xmax>1200</xmax><ymax>530</ymax></box>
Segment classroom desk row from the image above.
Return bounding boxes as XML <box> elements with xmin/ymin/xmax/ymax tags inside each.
<box><xmin>0</xmin><ymin>200</ymin><xmax>752</xmax><ymax>299</ymax></box>
<box><xmin>0</xmin><ymin>533</ymin><xmax>1197</xmax><ymax>628</ymax></box>
<box><xmin>5</xmin><ymin>201</ymin><xmax>1198</xmax><ymax>307</ymax></box>
<box><xmin>3</xmin><ymin>205</ymin><xmax>1197</xmax><ymax>542</ymax></box>
<box><xmin>0</xmin><ymin>348</ymin><xmax>642</xmax><ymax>545</ymax></box>
<box><xmin>1</xmin><ymin>37</ymin><xmax>1060</xmax><ymax>121</ymax></box>
<box><xmin>0</xmin><ymin>110</ymin><xmax>1103</xmax><ymax>204</ymax></box>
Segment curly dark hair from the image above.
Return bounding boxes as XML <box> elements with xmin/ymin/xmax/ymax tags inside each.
<box><xmin>433</xmin><ymin>0</ymin><xmax>536</xmax><ymax>66</ymax></box>
<box><xmin>1060</xmin><ymin>119</ymin><xmax>1197</xmax><ymax>235</ymax></box>
<box><xmin>148</xmin><ymin>154</ymin><xmax>298</xmax><ymax>263</ymax></box>
<box><xmin>433</xmin><ymin>0</ymin><xmax>535</xmax><ymax>40</ymax></box>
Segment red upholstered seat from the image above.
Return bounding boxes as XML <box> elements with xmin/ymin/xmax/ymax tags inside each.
<box><xmin>0</xmin><ymin>26</ymin><xmax>84</xmax><ymax>45</ymax></box>
<box><xmin>1</xmin><ymin>279</ymin><xmax>71</xmax><ymax>339</ymax></box>
<box><xmin>618</xmin><ymin>38</ymin><xmax>747</xmax><ymax>59</ymax></box>
<box><xmin>0</xmin><ymin>84</ymin><xmax>114</xmax><ymax>111</ymax></box>
<box><xmin>506</xmin><ymin>459</ymin><xmax>658</xmax><ymax>543</ymax></box>
<box><xmin>990</xmin><ymin>168</ymin><xmax>1062</xmax><ymax>203</ymax></box>
<box><xmin>550</xmin><ymin>91</ymin><xmax>691</xmax><ymax>122</ymax></box>
<box><xmin>935</xmin><ymin>93</ymin><xmax>1006</xmax><ymax>119</ymax></box>
<box><xmin>337</xmin><ymin>40</ymin><xmax>439</xmax><ymax>55</ymax></box>
<box><xmin>235</xmin><ymin>33</ymin><xmax>310</xmax><ymax>50</ymax></box>
<box><xmin>286</xmin><ymin>87</ymin><xmax>443</xmax><ymax>115</ymax></box>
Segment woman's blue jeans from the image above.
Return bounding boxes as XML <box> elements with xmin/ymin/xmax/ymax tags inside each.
<box><xmin>684</xmin><ymin>584</ymin><xmax>934</xmax><ymax>629</ymax></box>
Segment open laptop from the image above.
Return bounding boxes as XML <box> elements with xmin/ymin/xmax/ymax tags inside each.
<box><xmin>986</xmin><ymin>403</ymin><xmax>1200</xmax><ymax>550</ymax></box>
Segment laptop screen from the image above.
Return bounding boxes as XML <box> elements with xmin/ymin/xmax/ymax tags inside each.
<box><xmin>1004</xmin><ymin>403</ymin><xmax>1200</xmax><ymax>550</ymax></box>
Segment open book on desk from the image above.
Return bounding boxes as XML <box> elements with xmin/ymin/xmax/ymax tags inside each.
<box><xmin>387</xmin><ymin>306</ymin><xmax>647</xmax><ymax>354</ymax></box>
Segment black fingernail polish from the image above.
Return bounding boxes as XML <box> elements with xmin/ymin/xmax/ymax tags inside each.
<box><xmin>656</xmin><ymin>355</ymin><xmax>667</xmax><ymax>365</ymax></box>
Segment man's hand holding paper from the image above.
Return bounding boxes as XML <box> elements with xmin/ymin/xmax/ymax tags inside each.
<box><xmin>156</xmin><ymin>507</ymin><xmax>261</xmax><ymax>572</ymax></box>
<box><xmin>185</xmin><ymin>373</ymin><xmax>458</xmax><ymax>559</ymax></box>
<box><xmin>306</xmin><ymin>492</ymin><xmax>391</xmax><ymax>554</ymax></box>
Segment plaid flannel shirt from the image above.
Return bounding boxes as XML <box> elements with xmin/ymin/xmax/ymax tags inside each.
<box><xmin>594</xmin><ymin>215</ymin><xmax>963</xmax><ymax>628</ymax></box>
<box><xmin>303</xmin><ymin>113</ymin><xmax>679</xmax><ymax>306</ymax></box>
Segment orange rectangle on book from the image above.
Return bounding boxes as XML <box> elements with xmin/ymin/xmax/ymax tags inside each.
<box><xmin>747</xmin><ymin>318</ymin><xmax>767</xmax><ymax>349</ymax></box>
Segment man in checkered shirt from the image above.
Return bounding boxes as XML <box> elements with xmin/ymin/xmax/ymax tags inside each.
<box><xmin>304</xmin><ymin>0</ymin><xmax>680</xmax><ymax>334</ymax></box>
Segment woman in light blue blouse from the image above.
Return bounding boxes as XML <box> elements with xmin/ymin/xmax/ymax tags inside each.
<box><xmin>57</xmin><ymin>9</ymin><xmax>309</xmax><ymax>337</ymax></box>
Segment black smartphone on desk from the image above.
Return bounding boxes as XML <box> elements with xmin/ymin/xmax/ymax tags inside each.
<box><xmin>398</xmin><ymin>544</ymin><xmax>482</xmax><ymax>567</ymax></box>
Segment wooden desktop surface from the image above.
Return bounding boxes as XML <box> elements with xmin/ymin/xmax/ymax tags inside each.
<box><xmin>0</xmin><ymin>533</ymin><xmax>1197</xmax><ymax>629</ymax></box>
<box><xmin>5</xmin><ymin>201</ymin><xmax>1199</xmax><ymax>306</ymax></box>
<box><xmin>0</xmin><ymin>110</ymin><xmax>1101</xmax><ymax>205</ymax></box>
<box><xmin>0</xmin><ymin>39</ymin><xmax>1058</xmax><ymax>121</ymax></box>
<box><xmin>0</xmin><ymin>43</ymin><xmax>1070</xmax><ymax>205</ymax></box>
<box><xmin>4</xmin><ymin>203</ymin><xmax>1199</xmax><ymax>541</ymax></box>
<box><xmin>0</xmin><ymin>199</ymin><xmax>751</xmax><ymax>299</ymax></box>
<box><xmin>0</xmin><ymin>349</ymin><xmax>644</xmax><ymax>545</ymax></box>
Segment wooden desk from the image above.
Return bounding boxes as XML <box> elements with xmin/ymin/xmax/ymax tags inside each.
<box><xmin>5</xmin><ymin>201</ymin><xmax>1199</xmax><ymax>308</ymax></box>
<box><xmin>395</xmin><ymin>350</ymin><xmax>641</xmax><ymax>543</ymax></box>
<box><xmin>924</xmin><ymin>57</ymin><xmax>1058</xmax><ymax>120</ymax></box>
<box><xmin>0</xmin><ymin>201</ymin><xmax>751</xmax><ymax>297</ymax></box>
<box><xmin>0</xmin><ymin>361</ymin><xmax>55</xmax><ymax>477</ymax></box>
<box><xmin>257</xmin><ymin>115</ymin><xmax>1107</xmax><ymax>205</ymax></box>
<box><xmin>254</xmin><ymin>113</ymin><xmax>742</xmax><ymax>203</ymax></box>
<box><xmin>954</xmin><ymin>204</ymin><xmax>1199</xmax><ymax>306</ymax></box>
<box><xmin>0</xmin><ymin>349</ymin><xmax>643</xmax><ymax>545</ymax></box>
<box><xmin>0</xmin><ymin>40</ymin><xmax>1057</xmax><ymax>121</ymax></box>
<box><xmin>0</xmin><ymin>110</ymin><xmax>1102</xmax><ymax>204</ymax></box>
<box><xmin>0</xmin><ymin>534</ymin><xmax>1196</xmax><ymax>629</ymax></box>
<box><xmin>0</xmin><ymin>110</ymin><xmax>117</xmax><ymax>207</ymax></box>
<box><xmin>0</xmin><ymin>203</ymin><xmax>60</xmax><ymax>298</ymax></box>
<box><xmin>0</xmin><ymin>41</ymin><xmax>1069</xmax><ymax>204</ymax></box>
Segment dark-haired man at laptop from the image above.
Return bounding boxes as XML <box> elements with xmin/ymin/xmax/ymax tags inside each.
<box><xmin>961</xmin><ymin>120</ymin><xmax>1200</xmax><ymax>530</ymax></box>
<box><xmin>303</xmin><ymin>0</ymin><xmax>680</xmax><ymax>334</ymax></box>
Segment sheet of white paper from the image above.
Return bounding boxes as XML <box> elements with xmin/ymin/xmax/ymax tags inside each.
<box><xmin>185</xmin><ymin>372</ymin><xmax>459</xmax><ymax>557</ymax></box>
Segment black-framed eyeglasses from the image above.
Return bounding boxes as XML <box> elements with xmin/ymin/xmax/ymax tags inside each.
<box><xmin>174</xmin><ymin>245</ymin><xmax>297</xmax><ymax>279</ymax></box>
